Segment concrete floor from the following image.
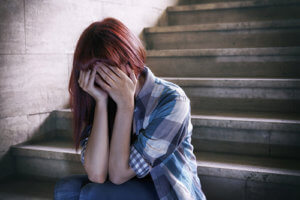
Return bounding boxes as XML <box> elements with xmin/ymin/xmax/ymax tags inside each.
<box><xmin>0</xmin><ymin>175</ymin><xmax>58</xmax><ymax>200</ymax></box>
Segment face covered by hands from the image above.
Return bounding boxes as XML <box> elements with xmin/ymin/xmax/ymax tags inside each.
<box><xmin>93</xmin><ymin>61</ymin><xmax>137</xmax><ymax>110</ymax></box>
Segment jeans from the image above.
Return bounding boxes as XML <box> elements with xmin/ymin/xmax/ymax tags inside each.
<box><xmin>54</xmin><ymin>174</ymin><xmax>160</xmax><ymax>200</ymax></box>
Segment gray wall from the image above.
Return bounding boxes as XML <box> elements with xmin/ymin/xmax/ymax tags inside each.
<box><xmin>0</xmin><ymin>0</ymin><xmax>178</xmax><ymax>180</ymax></box>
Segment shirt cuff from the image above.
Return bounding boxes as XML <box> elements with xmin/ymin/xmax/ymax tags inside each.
<box><xmin>128</xmin><ymin>145</ymin><xmax>151</xmax><ymax>178</ymax></box>
<box><xmin>80</xmin><ymin>137</ymin><xmax>89</xmax><ymax>165</ymax></box>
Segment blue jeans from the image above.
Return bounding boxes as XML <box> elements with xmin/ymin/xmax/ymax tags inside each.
<box><xmin>54</xmin><ymin>174</ymin><xmax>159</xmax><ymax>200</ymax></box>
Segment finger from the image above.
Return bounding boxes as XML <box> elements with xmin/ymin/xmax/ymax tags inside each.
<box><xmin>83</xmin><ymin>69</ymin><xmax>91</xmax><ymax>88</ymax></box>
<box><xmin>127</xmin><ymin>65</ymin><xmax>137</xmax><ymax>84</ymax></box>
<box><xmin>78</xmin><ymin>70</ymin><xmax>82</xmax><ymax>85</ymax></box>
<box><xmin>99</xmin><ymin>65</ymin><xmax>119</xmax><ymax>82</ymax></box>
<box><xmin>95</xmin><ymin>73</ymin><xmax>111</xmax><ymax>92</ymax></box>
<box><xmin>79</xmin><ymin>70</ymin><xmax>84</xmax><ymax>88</ymax></box>
<box><xmin>96</xmin><ymin>62</ymin><xmax>122</xmax><ymax>79</ymax></box>
<box><xmin>97</xmin><ymin>67</ymin><xmax>115</xmax><ymax>86</ymax></box>
<box><xmin>109</xmin><ymin>65</ymin><xmax>126</xmax><ymax>79</ymax></box>
<box><xmin>88</xmin><ymin>67</ymin><xmax>96</xmax><ymax>87</ymax></box>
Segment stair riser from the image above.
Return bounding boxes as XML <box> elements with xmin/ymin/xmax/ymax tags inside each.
<box><xmin>179</xmin><ymin>0</ymin><xmax>300</xmax><ymax>4</ymax></box>
<box><xmin>12</xmin><ymin>151</ymin><xmax>300</xmax><ymax>187</ymax></box>
<box><xmin>179</xmin><ymin>0</ymin><xmax>242</xmax><ymax>4</ymax></box>
<box><xmin>183</xmin><ymin>86</ymin><xmax>300</xmax><ymax>99</ymax></box>
<box><xmin>191</xmin><ymin>118</ymin><xmax>300</xmax><ymax>158</ymax></box>
<box><xmin>190</xmin><ymin>97</ymin><xmax>300</xmax><ymax>114</ymax></box>
<box><xmin>168</xmin><ymin>4</ymin><xmax>300</xmax><ymax>25</ymax></box>
<box><xmin>13</xmin><ymin>156</ymin><xmax>85</xmax><ymax>179</ymax></box>
<box><xmin>53</xmin><ymin>110</ymin><xmax>300</xmax><ymax>159</ymax></box>
<box><xmin>12</xmin><ymin>155</ymin><xmax>300</xmax><ymax>200</ymax></box>
<box><xmin>145</xmin><ymin>29</ymin><xmax>300</xmax><ymax>49</ymax></box>
<box><xmin>11</xmin><ymin>153</ymin><xmax>300</xmax><ymax>200</ymax></box>
<box><xmin>199</xmin><ymin>175</ymin><xmax>300</xmax><ymax>200</ymax></box>
<box><xmin>192</xmin><ymin>140</ymin><xmax>300</xmax><ymax>159</ymax></box>
<box><xmin>54</xmin><ymin>111</ymin><xmax>73</xmax><ymax>140</ymax></box>
<box><xmin>146</xmin><ymin>56</ymin><xmax>300</xmax><ymax>78</ymax></box>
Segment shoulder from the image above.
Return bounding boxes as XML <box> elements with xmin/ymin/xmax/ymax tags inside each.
<box><xmin>152</xmin><ymin>77</ymin><xmax>190</xmax><ymax>117</ymax></box>
<box><xmin>154</xmin><ymin>77</ymin><xmax>189</xmax><ymax>104</ymax></box>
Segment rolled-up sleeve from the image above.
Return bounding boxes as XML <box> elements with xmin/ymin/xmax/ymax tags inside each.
<box><xmin>132</xmin><ymin>94</ymin><xmax>190</xmax><ymax>168</ymax></box>
<box><xmin>79</xmin><ymin>125</ymin><xmax>92</xmax><ymax>165</ymax></box>
<box><xmin>80</xmin><ymin>137</ymin><xmax>89</xmax><ymax>165</ymax></box>
<box><xmin>128</xmin><ymin>145</ymin><xmax>151</xmax><ymax>178</ymax></box>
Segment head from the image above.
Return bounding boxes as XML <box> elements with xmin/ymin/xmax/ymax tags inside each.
<box><xmin>68</xmin><ymin>17</ymin><xmax>146</xmax><ymax>151</ymax></box>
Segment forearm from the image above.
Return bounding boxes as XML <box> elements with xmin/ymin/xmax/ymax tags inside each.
<box><xmin>84</xmin><ymin>101</ymin><xmax>109</xmax><ymax>183</ymax></box>
<box><xmin>108</xmin><ymin>105</ymin><xmax>134</xmax><ymax>180</ymax></box>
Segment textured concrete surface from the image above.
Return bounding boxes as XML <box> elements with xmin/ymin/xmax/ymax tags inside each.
<box><xmin>0</xmin><ymin>174</ymin><xmax>57</xmax><ymax>200</ymax></box>
<box><xmin>0</xmin><ymin>0</ymin><xmax>179</xmax><ymax>180</ymax></box>
<box><xmin>146</xmin><ymin>47</ymin><xmax>300</xmax><ymax>78</ymax></box>
<box><xmin>8</xmin><ymin>138</ymin><xmax>300</xmax><ymax>200</ymax></box>
<box><xmin>144</xmin><ymin>20</ymin><xmax>300</xmax><ymax>49</ymax></box>
<box><xmin>0</xmin><ymin>0</ymin><xmax>25</xmax><ymax>54</ymax></box>
<box><xmin>168</xmin><ymin>0</ymin><xmax>300</xmax><ymax>25</ymax></box>
<box><xmin>2</xmin><ymin>0</ymin><xmax>300</xmax><ymax>199</ymax></box>
<box><xmin>52</xmin><ymin>108</ymin><xmax>300</xmax><ymax>158</ymax></box>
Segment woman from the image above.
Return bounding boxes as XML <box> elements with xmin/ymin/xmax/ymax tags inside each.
<box><xmin>54</xmin><ymin>17</ymin><xmax>206</xmax><ymax>200</ymax></box>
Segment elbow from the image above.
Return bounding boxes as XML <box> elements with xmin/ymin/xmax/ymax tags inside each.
<box><xmin>88</xmin><ymin>173</ymin><xmax>107</xmax><ymax>184</ymax></box>
<box><xmin>109</xmin><ymin>174</ymin><xmax>125</xmax><ymax>185</ymax></box>
<box><xmin>108</xmin><ymin>168</ymin><xmax>126</xmax><ymax>185</ymax></box>
<box><xmin>85</xmin><ymin>164</ymin><xmax>107</xmax><ymax>184</ymax></box>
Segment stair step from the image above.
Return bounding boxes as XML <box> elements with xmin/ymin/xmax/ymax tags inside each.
<box><xmin>144</xmin><ymin>19</ymin><xmax>300</xmax><ymax>49</ymax></box>
<box><xmin>179</xmin><ymin>0</ymin><xmax>245</xmax><ymax>5</ymax></box>
<box><xmin>191</xmin><ymin>111</ymin><xmax>300</xmax><ymax>158</ymax></box>
<box><xmin>8</xmin><ymin>137</ymin><xmax>300</xmax><ymax>199</ymax></box>
<box><xmin>162</xmin><ymin>77</ymin><xmax>300</xmax><ymax>114</ymax></box>
<box><xmin>0</xmin><ymin>175</ymin><xmax>57</xmax><ymax>200</ymax></box>
<box><xmin>53</xmin><ymin>107</ymin><xmax>300</xmax><ymax>158</ymax></box>
<box><xmin>195</xmin><ymin>151</ymin><xmax>300</xmax><ymax>185</ymax></box>
<box><xmin>11</xmin><ymin>139</ymin><xmax>85</xmax><ymax>179</ymax></box>
<box><xmin>196</xmin><ymin>151</ymin><xmax>300</xmax><ymax>199</ymax></box>
<box><xmin>146</xmin><ymin>47</ymin><xmax>300</xmax><ymax>78</ymax></box>
<box><xmin>41</xmin><ymin>108</ymin><xmax>300</xmax><ymax>158</ymax></box>
<box><xmin>10</xmin><ymin>139</ymin><xmax>300</xmax><ymax>199</ymax></box>
<box><xmin>167</xmin><ymin>0</ymin><xmax>300</xmax><ymax>25</ymax></box>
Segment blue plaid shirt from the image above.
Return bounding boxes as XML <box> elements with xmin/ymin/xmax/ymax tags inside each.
<box><xmin>80</xmin><ymin>65</ymin><xmax>206</xmax><ymax>200</ymax></box>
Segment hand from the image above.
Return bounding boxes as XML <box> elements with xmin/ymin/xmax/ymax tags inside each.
<box><xmin>78</xmin><ymin>67</ymin><xmax>109</xmax><ymax>105</ymax></box>
<box><xmin>94</xmin><ymin>62</ymin><xmax>137</xmax><ymax>110</ymax></box>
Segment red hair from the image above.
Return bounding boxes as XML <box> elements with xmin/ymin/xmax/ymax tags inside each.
<box><xmin>68</xmin><ymin>17</ymin><xmax>146</xmax><ymax>152</ymax></box>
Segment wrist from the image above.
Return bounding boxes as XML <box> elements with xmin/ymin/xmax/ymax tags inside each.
<box><xmin>117</xmin><ymin>98</ymin><xmax>134</xmax><ymax>111</ymax></box>
<box><xmin>96</xmin><ymin>100</ymin><xmax>107</xmax><ymax>109</ymax></box>
<box><xmin>117</xmin><ymin>103</ymin><xmax>134</xmax><ymax>112</ymax></box>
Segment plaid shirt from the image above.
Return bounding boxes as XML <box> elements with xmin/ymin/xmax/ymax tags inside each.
<box><xmin>80</xmin><ymin>65</ymin><xmax>206</xmax><ymax>200</ymax></box>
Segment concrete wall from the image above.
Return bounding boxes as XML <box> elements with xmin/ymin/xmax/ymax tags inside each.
<box><xmin>0</xmin><ymin>0</ymin><xmax>178</xmax><ymax>180</ymax></box>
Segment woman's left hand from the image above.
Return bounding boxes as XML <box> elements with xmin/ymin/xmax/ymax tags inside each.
<box><xmin>94</xmin><ymin>62</ymin><xmax>137</xmax><ymax>110</ymax></box>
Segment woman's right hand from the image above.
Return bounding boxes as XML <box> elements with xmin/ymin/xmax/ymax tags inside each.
<box><xmin>78</xmin><ymin>66</ymin><xmax>108</xmax><ymax>105</ymax></box>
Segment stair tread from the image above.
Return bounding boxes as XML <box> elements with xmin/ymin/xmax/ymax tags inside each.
<box><xmin>145</xmin><ymin>19</ymin><xmax>300</xmax><ymax>33</ymax></box>
<box><xmin>167</xmin><ymin>0</ymin><xmax>300</xmax><ymax>12</ymax></box>
<box><xmin>147</xmin><ymin>46</ymin><xmax>300</xmax><ymax>56</ymax></box>
<box><xmin>191</xmin><ymin>110</ymin><xmax>300</xmax><ymax>123</ymax></box>
<box><xmin>11</xmin><ymin>139</ymin><xmax>300</xmax><ymax>180</ymax></box>
<box><xmin>195</xmin><ymin>151</ymin><xmax>300</xmax><ymax>175</ymax></box>
<box><xmin>0</xmin><ymin>175</ymin><xmax>57</xmax><ymax>200</ymax></box>
<box><xmin>160</xmin><ymin>77</ymin><xmax>300</xmax><ymax>88</ymax></box>
<box><xmin>56</xmin><ymin>108</ymin><xmax>300</xmax><ymax>124</ymax></box>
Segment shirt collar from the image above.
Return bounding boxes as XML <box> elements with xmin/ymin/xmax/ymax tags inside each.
<box><xmin>134</xmin><ymin>65</ymin><xmax>156</xmax><ymax>108</ymax></box>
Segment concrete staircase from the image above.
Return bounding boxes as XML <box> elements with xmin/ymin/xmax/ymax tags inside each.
<box><xmin>3</xmin><ymin>0</ymin><xmax>300</xmax><ymax>199</ymax></box>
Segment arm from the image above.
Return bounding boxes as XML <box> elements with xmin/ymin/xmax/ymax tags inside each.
<box><xmin>108</xmin><ymin>105</ymin><xmax>136</xmax><ymax>184</ymax></box>
<box><xmin>82</xmin><ymin>101</ymin><xmax>109</xmax><ymax>183</ymax></box>
<box><xmin>107</xmin><ymin>93</ymin><xmax>191</xmax><ymax>184</ymax></box>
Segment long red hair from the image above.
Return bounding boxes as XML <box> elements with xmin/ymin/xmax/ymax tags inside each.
<box><xmin>68</xmin><ymin>17</ymin><xmax>146</xmax><ymax>152</ymax></box>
